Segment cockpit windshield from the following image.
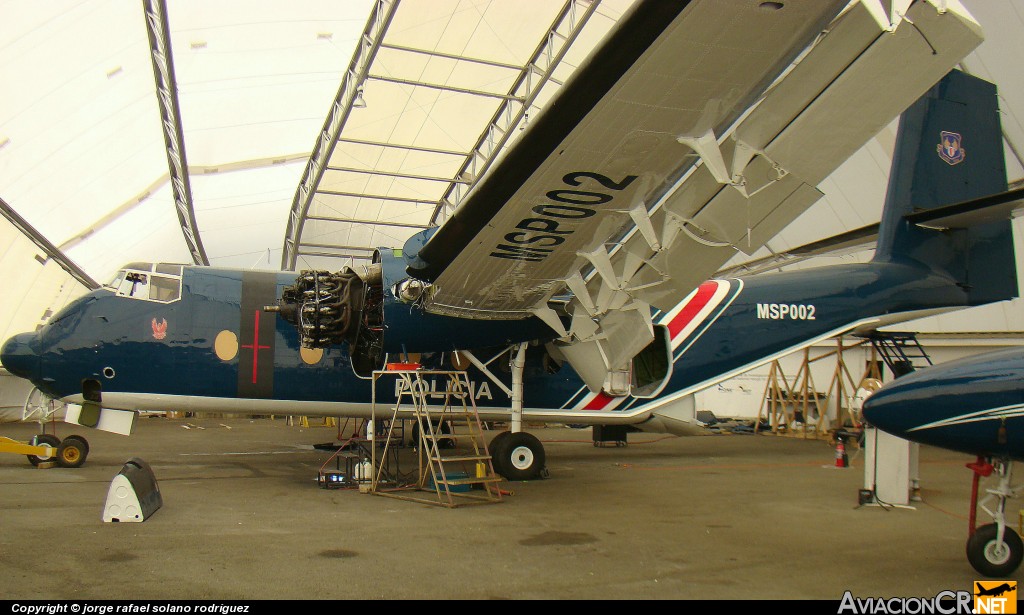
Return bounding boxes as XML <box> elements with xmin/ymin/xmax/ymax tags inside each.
<box><xmin>105</xmin><ymin>263</ymin><xmax>184</xmax><ymax>304</ymax></box>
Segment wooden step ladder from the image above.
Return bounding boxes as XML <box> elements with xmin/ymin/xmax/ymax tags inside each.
<box><xmin>370</xmin><ymin>368</ymin><xmax>503</xmax><ymax>508</ymax></box>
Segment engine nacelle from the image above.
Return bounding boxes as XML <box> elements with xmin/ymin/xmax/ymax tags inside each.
<box><xmin>275</xmin><ymin>249</ymin><xmax>558</xmax><ymax>375</ymax></box>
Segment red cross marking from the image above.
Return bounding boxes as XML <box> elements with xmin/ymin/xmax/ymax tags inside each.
<box><xmin>240</xmin><ymin>310</ymin><xmax>271</xmax><ymax>384</ymax></box>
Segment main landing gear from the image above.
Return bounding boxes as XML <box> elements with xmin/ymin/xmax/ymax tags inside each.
<box><xmin>489</xmin><ymin>431</ymin><xmax>547</xmax><ymax>481</ymax></box>
<box><xmin>965</xmin><ymin>457</ymin><xmax>1022</xmax><ymax>577</ymax></box>
<box><xmin>485</xmin><ymin>342</ymin><xmax>548</xmax><ymax>481</ymax></box>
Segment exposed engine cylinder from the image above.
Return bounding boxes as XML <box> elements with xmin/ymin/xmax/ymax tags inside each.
<box><xmin>280</xmin><ymin>269</ymin><xmax>365</xmax><ymax>347</ymax></box>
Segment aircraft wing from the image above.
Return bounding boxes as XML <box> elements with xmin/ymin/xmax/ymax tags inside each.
<box><xmin>404</xmin><ymin>0</ymin><xmax>984</xmax><ymax>390</ymax></box>
<box><xmin>714</xmin><ymin>223</ymin><xmax>880</xmax><ymax>279</ymax></box>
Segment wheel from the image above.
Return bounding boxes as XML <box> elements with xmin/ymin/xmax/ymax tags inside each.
<box><xmin>489</xmin><ymin>431</ymin><xmax>513</xmax><ymax>476</ymax></box>
<box><xmin>493</xmin><ymin>432</ymin><xmax>546</xmax><ymax>481</ymax></box>
<box><xmin>967</xmin><ymin>523</ymin><xmax>1024</xmax><ymax>577</ymax></box>
<box><xmin>56</xmin><ymin>436</ymin><xmax>89</xmax><ymax>468</ymax></box>
<box><xmin>27</xmin><ymin>433</ymin><xmax>60</xmax><ymax>466</ymax></box>
<box><xmin>64</xmin><ymin>434</ymin><xmax>90</xmax><ymax>455</ymax></box>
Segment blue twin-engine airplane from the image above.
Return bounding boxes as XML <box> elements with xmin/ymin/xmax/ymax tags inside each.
<box><xmin>0</xmin><ymin>2</ymin><xmax>1013</xmax><ymax>489</ymax></box>
<box><xmin>864</xmin><ymin>347</ymin><xmax>1024</xmax><ymax>577</ymax></box>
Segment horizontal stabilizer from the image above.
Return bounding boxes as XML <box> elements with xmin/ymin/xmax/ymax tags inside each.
<box><xmin>906</xmin><ymin>186</ymin><xmax>1024</xmax><ymax>229</ymax></box>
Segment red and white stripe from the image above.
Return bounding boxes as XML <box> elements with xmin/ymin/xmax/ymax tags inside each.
<box><xmin>660</xmin><ymin>280</ymin><xmax>733</xmax><ymax>350</ymax></box>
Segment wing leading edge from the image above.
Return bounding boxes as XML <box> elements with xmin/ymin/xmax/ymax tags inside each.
<box><xmin>404</xmin><ymin>0</ymin><xmax>984</xmax><ymax>392</ymax></box>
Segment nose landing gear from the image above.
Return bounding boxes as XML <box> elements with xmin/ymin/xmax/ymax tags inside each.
<box><xmin>0</xmin><ymin>432</ymin><xmax>90</xmax><ymax>468</ymax></box>
<box><xmin>965</xmin><ymin>457</ymin><xmax>1022</xmax><ymax>577</ymax></box>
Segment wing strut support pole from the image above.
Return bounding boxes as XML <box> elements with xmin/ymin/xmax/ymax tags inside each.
<box><xmin>510</xmin><ymin>342</ymin><xmax>528</xmax><ymax>433</ymax></box>
<box><xmin>458</xmin><ymin>349</ymin><xmax>513</xmax><ymax>398</ymax></box>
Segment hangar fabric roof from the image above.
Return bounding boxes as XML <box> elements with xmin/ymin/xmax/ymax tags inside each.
<box><xmin>2</xmin><ymin>0</ymin><xmax>1024</xmax><ymax>345</ymax></box>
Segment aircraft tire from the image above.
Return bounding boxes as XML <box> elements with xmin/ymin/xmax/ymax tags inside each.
<box><xmin>966</xmin><ymin>523</ymin><xmax>1024</xmax><ymax>577</ymax></box>
<box><xmin>64</xmin><ymin>434</ymin><xmax>90</xmax><ymax>455</ymax></box>
<box><xmin>56</xmin><ymin>436</ymin><xmax>89</xmax><ymax>469</ymax></box>
<box><xmin>493</xmin><ymin>432</ymin><xmax>545</xmax><ymax>481</ymax></box>
<box><xmin>27</xmin><ymin>433</ymin><xmax>60</xmax><ymax>466</ymax></box>
<box><xmin>488</xmin><ymin>431</ymin><xmax>513</xmax><ymax>476</ymax></box>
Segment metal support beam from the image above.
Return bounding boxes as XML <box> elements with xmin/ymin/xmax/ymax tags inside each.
<box><xmin>142</xmin><ymin>0</ymin><xmax>209</xmax><ymax>266</ymax></box>
<box><xmin>379</xmin><ymin>43</ymin><xmax>523</xmax><ymax>71</ymax></box>
<box><xmin>332</xmin><ymin>137</ymin><xmax>468</xmax><ymax>158</ymax></box>
<box><xmin>316</xmin><ymin>190</ymin><xmax>436</xmax><ymax>205</ymax></box>
<box><xmin>323</xmin><ymin>166</ymin><xmax>472</xmax><ymax>184</ymax></box>
<box><xmin>296</xmin><ymin>251</ymin><xmax>374</xmax><ymax>261</ymax></box>
<box><xmin>429</xmin><ymin>0</ymin><xmax>603</xmax><ymax>225</ymax></box>
<box><xmin>281</xmin><ymin>0</ymin><xmax>400</xmax><ymax>270</ymax></box>
<box><xmin>0</xmin><ymin>196</ymin><xmax>99</xmax><ymax>290</ymax></box>
<box><xmin>366</xmin><ymin>74</ymin><xmax>524</xmax><ymax>101</ymax></box>
<box><xmin>282</xmin><ymin>0</ymin><xmax>606</xmax><ymax>267</ymax></box>
<box><xmin>305</xmin><ymin>215</ymin><xmax>431</xmax><ymax>229</ymax></box>
<box><xmin>298</xmin><ymin>243</ymin><xmax>376</xmax><ymax>252</ymax></box>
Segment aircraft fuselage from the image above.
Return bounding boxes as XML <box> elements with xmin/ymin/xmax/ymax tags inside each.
<box><xmin>862</xmin><ymin>347</ymin><xmax>1024</xmax><ymax>461</ymax></box>
<box><xmin>1</xmin><ymin>255</ymin><xmax>975</xmax><ymax>431</ymax></box>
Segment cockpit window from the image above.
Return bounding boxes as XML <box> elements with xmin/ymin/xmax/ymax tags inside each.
<box><xmin>117</xmin><ymin>272</ymin><xmax>149</xmax><ymax>298</ymax></box>
<box><xmin>106</xmin><ymin>270</ymin><xmax>126</xmax><ymax>290</ymax></box>
<box><xmin>149</xmin><ymin>275</ymin><xmax>180</xmax><ymax>302</ymax></box>
<box><xmin>110</xmin><ymin>263</ymin><xmax>183</xmax><ymax>304</ymax></box>
<box><xmin>156</xmin><ymin>263</ymin><xmax>183</xmax><ymax>276</ymax></box>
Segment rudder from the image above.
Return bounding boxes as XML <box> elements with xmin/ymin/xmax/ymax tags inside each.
<box><xmin>874</xmin><ymin>69</ymin><xmax>1016</xmax><ymax>305</ymax></box>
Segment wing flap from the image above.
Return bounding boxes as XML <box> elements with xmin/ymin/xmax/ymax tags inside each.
<box><xmin>573</xmin><ymin>0</ymin><xmax>984</xmax><ymax>393</ymax></box>
<box><xmin>764</xmin><ymin>1</ymin><xmax>986</xmax><ymax>184</ymax></box>
<box><xmin>612</xmin><ymin>0</ymin><xmax>983</xmax><ymax>313</ymax></box>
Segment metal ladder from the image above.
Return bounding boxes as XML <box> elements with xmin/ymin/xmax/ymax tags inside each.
<box><xmin>865</xmin><ymin>332</ymin><xmax>933</xmax><ymax>377</ymax></box>
<box><xmin>372</xmin><ymin>369</ymin><xmax>503</xmax><ymax>507</ymax></box>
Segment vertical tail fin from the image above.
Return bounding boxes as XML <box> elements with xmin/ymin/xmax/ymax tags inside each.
<box><xmin>874</xmin><ymin>69</ymin><xmax>1016</xmax><ymax>305</ymax></box>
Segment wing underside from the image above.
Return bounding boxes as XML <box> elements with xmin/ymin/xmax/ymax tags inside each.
<box><xmin>411</xmin><ymin>1</ymin><xmax>985</xmax><ymax>391</ymax></box>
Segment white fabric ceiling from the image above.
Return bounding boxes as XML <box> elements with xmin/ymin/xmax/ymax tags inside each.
<box><xmin>1</xmin><ymin>0</ymin><xmax>1024</xmax><ymax>342</ymax></box>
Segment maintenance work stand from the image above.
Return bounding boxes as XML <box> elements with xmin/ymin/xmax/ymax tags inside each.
<box><xmin>369</xmin><ymin>368</ymin><xmax>503</xmax><ymax>508</ymax></box>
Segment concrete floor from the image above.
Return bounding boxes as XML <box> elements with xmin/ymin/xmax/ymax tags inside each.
<box><xmin>0</xmin><ymin>416</ymin><xmax>1017</xmax><ymax>600</ymax></box>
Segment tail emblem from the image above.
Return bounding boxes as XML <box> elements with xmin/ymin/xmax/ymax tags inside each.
<box><xmin>937</xmin><ymin>130</ymin><xmax>965</xmax><ymax>165</ymax></box>
<box><xmin>151</xmin><ymin>318</ymin><xmax>168</xmax><ymax>340</ymax></box>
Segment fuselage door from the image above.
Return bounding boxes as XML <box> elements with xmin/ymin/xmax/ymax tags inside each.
<box><xmin>631</xmin><ymin>325</ymin><xmax>672</xmax><ymax>398</ymax></box>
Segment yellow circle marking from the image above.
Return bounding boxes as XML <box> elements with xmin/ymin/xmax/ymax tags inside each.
<box><xmin>300</xmin><ymin>346</ymin><xmax>324</xmax><ymax>365</ymax></box>
<box><xmin>214</xmin><ymin>330</ymin><xmax>239</xmax><ymax>361</ymax></box>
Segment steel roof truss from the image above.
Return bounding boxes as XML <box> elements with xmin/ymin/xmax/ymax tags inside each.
<box><xmin>430</xmin><ymin>0</ymin><xmax>602</xmax><ymax>226</ymax></box>
<box><xmin>142</xmin><ymin>0</ymin><xmax>209</xmax><ymax>266</ymax></box>
<box><xmin>304</xmin><ymin>216</ymin><xmax>431</xmax><ymax>230</ymax></box>
<box><xmin>282</xmin><ymin>0</ymin><xmax>400</xmax><ymax>270</ymax></box>
<box><xmin>324</xmin><ymin>166</ymin><xmax>471</xmax><ymax>185</ymax></box>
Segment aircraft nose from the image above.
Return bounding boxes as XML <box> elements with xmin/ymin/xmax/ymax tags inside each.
<box><xmin>861</xmin><ymin>389</ymin><xmax>911</xmax><ymax>438</ymax></box>
<box><xmin>1</xmin><ymin>333</ymin><xmax>40</xmax><ymax>381</ymax></box>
